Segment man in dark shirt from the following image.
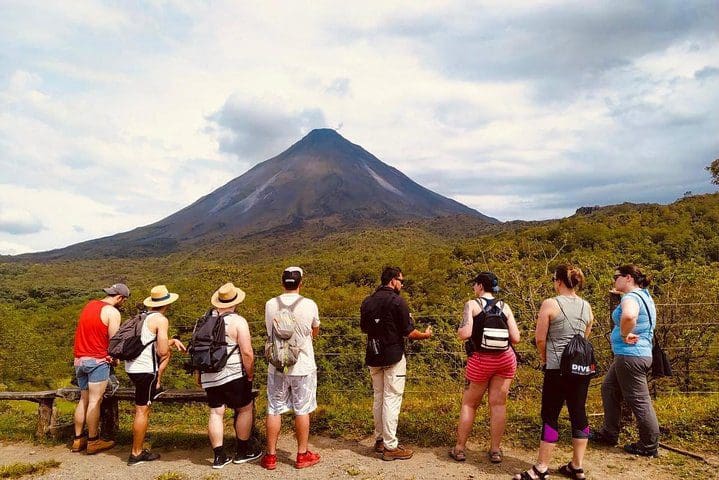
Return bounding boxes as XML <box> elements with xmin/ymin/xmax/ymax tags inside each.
<box><xmin>360</xmin><ymin>266</ymin><xmax>432</xmax><ymax>461</ymax></box>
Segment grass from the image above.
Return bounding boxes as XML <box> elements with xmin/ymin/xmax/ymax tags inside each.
<box><xmin>1</xmin><ymin>386</ymin><xmax>718</xmax><ymax>458</ymax></box>
<box><xmin>0</xmin><ymin>460</ymin><xmax>60</xmax><ymax>478</ymax></box>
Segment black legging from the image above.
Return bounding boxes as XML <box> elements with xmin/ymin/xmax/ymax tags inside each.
<box><xmin>540</xmin><ymin>369</ymin><xmax>590</xmax><ymax>442</ymax></box>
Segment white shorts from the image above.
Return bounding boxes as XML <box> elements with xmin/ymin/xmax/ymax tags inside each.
<box><xmin>266</xmin><ymin>370</ymin><xmax>317</xmax><ymax>416</ymax></box>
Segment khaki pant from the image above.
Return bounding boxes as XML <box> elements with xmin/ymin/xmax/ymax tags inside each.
<box><xmin>369</xmin><ymin>355</ymin><xmax>406</xmax><ymax>450</ymax></box>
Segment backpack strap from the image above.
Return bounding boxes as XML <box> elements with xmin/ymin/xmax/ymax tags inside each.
<box><xmin>275</xmin><ymin>295</ymin><xmax>304</xmax><ymax>311</ymax></box>
<box><xmin>626</xmin><ymin>291</ymin><xmax>654</xmax><ymax>345</ymax></box>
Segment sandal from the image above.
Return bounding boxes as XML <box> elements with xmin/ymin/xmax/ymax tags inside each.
<box><xmin>489</xmin><ymin>449</ymin><xmax>503</xmax><ymax>463</ymax></box>
<box><xmin>512</xmin><ymin>465</ymin><xmax>549</xmax><ymax>480</ymax></box>
<box><xmin>559</xmin><ymin>461</ymin><xmax>585</xmax><ymax>480</ymax></box>
<box><xmin>449</xmin><ymin>448</ymin><xmax>466</xmax><ymax>462</ymax></box>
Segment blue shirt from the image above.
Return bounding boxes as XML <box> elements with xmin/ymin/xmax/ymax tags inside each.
<box><xmin>611</xmin><ymin>289</ymin><xmax>655</xmax><ymax>357</ymax></box>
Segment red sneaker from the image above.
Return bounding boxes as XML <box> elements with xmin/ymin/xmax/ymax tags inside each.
<box><xmin>295</xmin><ymin>450</ymin><xmax>321</xmax><ymax>469</ymax></box>
<box><xmin>260</xmin><ymin>453</ymin><xmax>277</xmax><ymax>470</ymax></box>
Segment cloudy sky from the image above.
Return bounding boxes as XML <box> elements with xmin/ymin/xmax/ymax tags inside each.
<box><xmin>1</xmin><ymin>1</ymin><xmax>717</xmax><ymax>254</ymax></box>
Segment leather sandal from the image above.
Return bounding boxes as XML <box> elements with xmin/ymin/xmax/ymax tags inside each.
<box><xmin>513</xmin><ymin>465</ymin><xmax>549</xmax><ymax>480</ymax></box>
<box><xmin>449</xmin><ymin>448</ymin><xmax>466</xmax><ymax>462</ymax></box>
<box><xmin>559</xmin><ymin>461</ymin><xmax>585</xmax><ymax>479</ymax></box>
<box><xmin>489</xmin><ymin>449</ymin><xmax>503</xmax><ymax>463</ymax></box>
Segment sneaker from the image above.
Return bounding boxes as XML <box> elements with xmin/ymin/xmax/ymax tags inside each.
<box><xmin>152</xmin><ymin>385</ymin><xmax>167</xmax><ymax>402</ymax></box>
<box><xmin>374</xmin><ymin>438</ymin><xmax>385</xmax><ymax>453</ymax></box>
<box><xmin>295</xmin><ymin>450</ymin><xmax>321</xmax><ymax>469</ymax></box>
<box><xmin>624</xmin><ymin>442</ymin><xmax>659</xmax><ymax>457</ymax></box>
<box><xmin>71</xmin><ymin>436</ymin><xmax>87</xmax><ymax>452</ymax></box>
<box><xmin>127</xmin><ymin>449</ymin><xmax>161</xmax><ymax>466</ymax></box>
<box><xmin>589</xmin><ymin>430</ymin><xmax>618</xmax><ymax>447</ymax></box>
<box><xmin>85</xmin><ymin>438</ymin><xmax>115</xmax><ymax>455</ymax></box>
<box><xmin>260</xmin><ymin>453</ymin><xmax>277</xmax><ymax>470</ymax></box>
<box><xmin>212</xmin><ymin>451</ymin><xmax>232</xmax><ymax>469</ymax></box>
<box><xmin>234</xmin><ymin>446</ymin><xmax>263</xmax><ymax>464</ymax></box>
<box><xmin>382</xmin><ymin>445</ymin><xmax>413</xmax><ymax>461</ymax></box>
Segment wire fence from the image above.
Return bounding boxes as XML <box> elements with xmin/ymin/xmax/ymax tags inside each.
<box><xmin>164</xmin><ymin>300</ymin><xmax>719</xmax><ymax>399</ymax></box>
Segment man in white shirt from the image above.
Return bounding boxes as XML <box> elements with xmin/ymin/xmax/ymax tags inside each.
<box><xmin>260</xmin><ymin>267</ymin><xmax>321</xmax><ymax>470</ymax></box>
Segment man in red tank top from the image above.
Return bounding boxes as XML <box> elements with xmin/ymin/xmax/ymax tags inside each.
<box><xmin>72</xmin><ymin>283</ymin><xmax>129</xmax><ymax>455</ymax></box>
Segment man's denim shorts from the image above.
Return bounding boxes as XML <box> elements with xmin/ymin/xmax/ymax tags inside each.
<box><xmin>74</xmin><ymin>358</ymin><xmax>111</xmax><ymax>390</ymax></box>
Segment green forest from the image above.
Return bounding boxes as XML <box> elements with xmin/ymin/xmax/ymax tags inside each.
<box><xmin>1</xmin><ymin>193</ymin><xmax>718</xmax><ymax>462</ymax></box>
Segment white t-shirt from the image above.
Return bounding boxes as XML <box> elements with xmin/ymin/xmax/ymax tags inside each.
<box><xmin>124</xmin><ymin>312</ymin><xmax>159</xmax><ymax>374</ymax></box>
<box><xmin>265</xmin><ymin>293</ymin><xmax>320</xmax><ymax>376</ymax></box>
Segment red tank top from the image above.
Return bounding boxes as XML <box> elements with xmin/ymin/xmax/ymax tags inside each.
<box><xmin>73</xmin><ymin>300</ymin><xmax>111</xmax><ymax>359</ymax></box>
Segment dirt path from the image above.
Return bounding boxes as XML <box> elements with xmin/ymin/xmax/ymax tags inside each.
<box><xmin>1</xmin><ymin>436</ymin><xmax>713</xmax><ymax>479</ymax></box>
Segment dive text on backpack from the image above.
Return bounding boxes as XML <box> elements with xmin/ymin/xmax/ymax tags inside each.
<box><xmin>468</xmin><ymin>298</ymin><xmax>510</xmax><ymax>353</ymax></box>
<box><xmin>188</xmin><ymin>310</ymin><xmax>237</xmax><ymax>373</ymax></box>
<box><xmin>555</xmin><ymin>299</ymin><xmax>597</xmax><ymax>378</ymax></box>
<box><xmin>108</xmin><ymin>312</ymin><xmax>154</xmax><ymax>361</ymax></box>
<box><xmin>264</xmin><ymin>296</ymin><xmax>304</xmax><ymax>372</ymax></box>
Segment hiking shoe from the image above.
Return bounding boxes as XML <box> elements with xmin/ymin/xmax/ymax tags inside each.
<box><xmin>589</xmin><ymin>430</ymin><xmax>618</xmax><ymax>447</ymax></box>
<box><xmin>127</xmin><ymin>449</ymin><xmax>160</xmax><ymax>466</ymax></box>
<box><xmin>85</xmin><ymin>438</ymin><xmax>114</xmax><ymax>455</ymax></box>
<box><xmin>382</xmin><ymin>445</ymin><xmax>413</xmax><ymax>461</ymax></box>
<box><xmin>295</xmin><ymin>450</ymin><xmax>321</xmax><ymax>469</ymax></box>
<box><xmin>374</xmin><ymin>438</ymin><xmax>385</xmax><ymax>453</ymax></box>
<box><xmin>234</xmin><ymin>445</ymin><xmax>263</xmax><ymax>464</ymax></box>
<box><xmin>624</xmin><ymin>442</ymin><xmax>659</xmax><ymax>457</ymax></box>
<box><xmin>71</xmin><ymin>436</ymin><xmax>87</xmax><ymax>452</ymax></box>
<box><xmin>260</xmin><ymin>453</ymin><xmax>277</xmax><ymax>470</ymax></box>
<box><xmin>212</xmin><ymin>451</ymin><xmax>232</xmax><ymax>469</ymax></box>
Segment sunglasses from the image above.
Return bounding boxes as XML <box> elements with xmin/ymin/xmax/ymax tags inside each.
<box><xmin>551</xmin><ymin>276</ymin><xmax>558</xmax><ymax>282</ymax></box>
<box><xmin>394</xmin><ymin>277</ymin><xmax>404</xmax><ymax>285</ymax></box>
<box><xmin>613</xmin><ymin>273</ymin><xmax>623</xmax><ymax>280</ymax></box>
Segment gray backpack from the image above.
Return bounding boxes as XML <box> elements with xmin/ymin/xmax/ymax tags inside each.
<box><xmin>264</xmin><ymin>296</ymin><xmax>304</xmax><ymax>372</ymax></box>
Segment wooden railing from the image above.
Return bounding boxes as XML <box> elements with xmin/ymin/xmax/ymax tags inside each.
<box><xmin>0</xmin><ymin>388</ymin><xmax>257</xmax><ymax>439</ymax></box>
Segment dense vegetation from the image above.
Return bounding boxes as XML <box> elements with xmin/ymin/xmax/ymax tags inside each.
<box><xmin>1</xmin><ymin>193</ymin><xmax>718</xmax><ymax>458</ymax></box>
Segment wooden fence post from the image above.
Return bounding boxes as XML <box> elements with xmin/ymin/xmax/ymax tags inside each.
<box><xmin>36</xmin><ymin>398</ymin><xmax>57</xmax><ymax>438</ymax></box>
<box><xmin>100</xmin><ymin>397</ymin><xmax>119</xmax><ymax>440</ymax></box>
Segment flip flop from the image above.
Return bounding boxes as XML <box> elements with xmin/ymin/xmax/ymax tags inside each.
<box><xmin>488</xmin><ymin>450</ymin><xmax>503</xmax><ymax>463</ymax></box>
<box><xmin>449</xmin><ymin>448</ymin><xmax>466</xmax><ymax>462</ymax></box>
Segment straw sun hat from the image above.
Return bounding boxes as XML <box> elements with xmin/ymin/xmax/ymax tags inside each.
<box><xmin>211</xmin><ymin>282</ymin><xmax>246</xmax><ymax>309</ymax></box>
<box><xmin>143</xmin><ymin>285</ymin><xmax>179</xmax><ymax>308</ymax></box>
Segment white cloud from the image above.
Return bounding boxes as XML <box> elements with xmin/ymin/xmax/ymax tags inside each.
<box><xmin>0</xmin><ymin>1</ymin><xmax>716</xmax><ymax>252</ymax></box>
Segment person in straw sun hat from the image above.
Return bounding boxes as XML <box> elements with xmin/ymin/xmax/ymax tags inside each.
<box><xmin>199</xmin><ymin>282</ymin><xmax>262</xmax><ymax>469</ymax></box>
<box><xmin>125</xmin><ymin>285</ymin><xmax>185</xmax><ymax>466</ymax></box>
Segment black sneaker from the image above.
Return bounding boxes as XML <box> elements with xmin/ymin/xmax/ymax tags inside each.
<box><xmin>233</xmin><ymin>446</ymin><xmax>263</xmax><ymax>464</ymax></box>
<box><xmin>127</xmin><ymin>449</ymin><xmax>161</xmax><ymax>466</ymax></box>
<box><xmin>588</xmin><ymin>430</ymin><xmax>618</xmax><ymax>447</ymax></box>
<box><xmin>213</xmin><ymin>451</ymin><xmax>232</xmax><ymax>469</ymax></box>
<box><xmin>624</xmin><ymin>442</ymin><xmax>659</xmax><ymax>457</ymax></box>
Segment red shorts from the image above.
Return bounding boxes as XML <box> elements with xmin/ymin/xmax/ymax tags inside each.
<box><xmin>465</xmin><ymin>349</ymin><xmax>517</xmax><ymax>383</ymax></box>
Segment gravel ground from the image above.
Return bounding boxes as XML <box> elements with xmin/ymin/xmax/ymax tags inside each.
<box><xmin>0</xmin><ymin>435</ymin><xmax>712</xmax><ymax>479</ymax></box>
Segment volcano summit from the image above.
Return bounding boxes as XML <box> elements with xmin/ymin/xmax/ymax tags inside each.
<box><xmin>22</xmin><ymin>129</ymin><xmax>497</xmax><ymax>259</ymax></box>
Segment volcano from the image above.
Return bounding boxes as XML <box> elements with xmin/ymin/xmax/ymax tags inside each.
<box><xmin>21</xmin><ymin>129</ymin><xmax>498</xmax><ymax>259</ymax></box>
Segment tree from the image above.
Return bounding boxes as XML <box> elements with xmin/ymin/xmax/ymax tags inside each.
<box><xmin>707</xmin><ymin>158</ymin><xmax>719</xmax><ymax>186</ymax></box>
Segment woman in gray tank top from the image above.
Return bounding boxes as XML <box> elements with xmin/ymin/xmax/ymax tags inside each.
<box><xmin>513</xmin><ymin>265</ymin><xmax>594</xmax><ymax>480</ymax></box>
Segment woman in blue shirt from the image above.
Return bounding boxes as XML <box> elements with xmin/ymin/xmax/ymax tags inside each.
<box><xmin>590</xmin><ymin>265</ymin><xmax>660</xmax><ymax>458</ymax></box>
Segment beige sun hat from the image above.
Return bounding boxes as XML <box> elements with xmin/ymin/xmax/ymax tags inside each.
<box><xmin>211</xmin><ymin>282</ymin><xmax>246</xmax><ymax>309</ymax></box>
<box><xmin>143</xmin><ymin>285</ymin><xmax>179</xmax><ymax>307</ymax></box>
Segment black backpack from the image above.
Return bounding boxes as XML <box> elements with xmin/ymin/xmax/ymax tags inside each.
<box><xmin>555</xmin><ymin>299</ymin><xmax>597</xmax><ymax>378</ymax></box>
<box><xmin>187</xmin><ymin>310</ymin><xmax>237</xmax><ymax>373</ymax></box>
<box><xmin>469</xmin><ymin>298</ymin><xmax>510</xmax><ymax>353</ymax></box>
<box><xmin>108</xmin><ymin>312</ymin><xmax>154</xmax><ymax>361</ymax></box>
<box><xmin>630</xmin><ymin>292</ymin><xmax>672</xmax><ymax>378</ymax></box>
